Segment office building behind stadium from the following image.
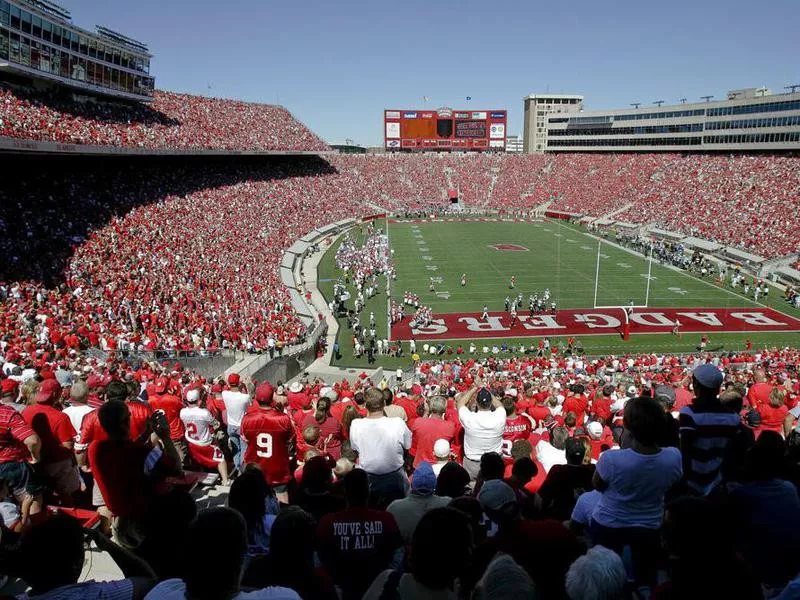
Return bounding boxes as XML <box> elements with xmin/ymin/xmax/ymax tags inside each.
<box><xmin>0</xmin><ymin>0</ymin><xmax>154</xmax><ymax>101</ymax></box>
<box><xmin>544</xmin><ymin>87</ymin><xmax>800</xmax><ymax>152</ymax></box>
<box><xmin>522</xmin><ymin>93</ymin><xmax>584</xmax><ymax>153</ymax></box>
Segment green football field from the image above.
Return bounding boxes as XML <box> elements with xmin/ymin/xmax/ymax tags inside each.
<box><xmin>317</xmin><ymin>218</ymin><xmax>800</xmax><ymax>369</ymax></box>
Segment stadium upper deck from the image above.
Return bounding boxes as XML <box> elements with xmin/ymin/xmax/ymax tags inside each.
<box><xmin>0</xmin><ymin>0</ymin><xmax>155</xmax><ymax>101</ymax></box>
<box><xmin>0</xmin><ymin>83</ymin><xmax>329</xmax><ymax>153</ymax></box>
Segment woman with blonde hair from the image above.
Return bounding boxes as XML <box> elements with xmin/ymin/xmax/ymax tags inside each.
<box><xmin>21</xmin><ymin>379</ymin><xmax>40</xmax><ymax>406</ymax></box>
<box><xmin>756</xmin><ymin>387</ymin><xmax>793</xmax><ymax>438</ymax></box>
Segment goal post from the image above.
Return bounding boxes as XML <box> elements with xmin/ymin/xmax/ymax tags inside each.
<box><xmin>592</xmin><ymin>237</ymin><xmax>654</xmax><ymax>310</ymax></box>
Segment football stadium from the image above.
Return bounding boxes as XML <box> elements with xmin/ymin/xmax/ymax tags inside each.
<box><xmin>1</xmin><ymin>0</ymin><xmax>800</xmax><ymax>597</ymax></box>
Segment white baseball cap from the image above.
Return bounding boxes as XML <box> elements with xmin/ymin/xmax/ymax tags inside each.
<box><xmin>587</xmin><ymin>422</ymin><xmax>603</xmax><ymax>438</ymax></box>
<box><xmin>433</xmin><ymin>439</ymin><xmax>451</xmax><ymax>459</ymax></box>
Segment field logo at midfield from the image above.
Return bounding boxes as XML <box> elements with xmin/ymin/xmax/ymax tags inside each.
<box><xmin>488</xmin><ymin>244</ymin><xmax>529</xmax><ymax>252</ymax></box>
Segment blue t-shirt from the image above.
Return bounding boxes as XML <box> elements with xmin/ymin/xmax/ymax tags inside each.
<box><xmin>571</xmin><ymin>490</ymin><xmax>602</xmax><ymax>526</ymax></box>
<box><xmin>592</xmin><ymin>447</ymin><xmax>682</xmax><ymax>529</ymax></box>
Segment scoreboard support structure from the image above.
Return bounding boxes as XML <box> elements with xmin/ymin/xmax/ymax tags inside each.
<box><xmin>384</xmin><ymin>107</ymin><xmax>507</xmax><ymax>151</ymax></box>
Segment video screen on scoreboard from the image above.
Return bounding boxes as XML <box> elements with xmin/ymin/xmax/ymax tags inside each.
<box><xmin>401</xmin><ymin>119</ymin><xmax>436</xmax><ymax>139</ymax></box>
<box><xmin>455</xmin><ymin>120</ymin><xmax>487</xmax><ymax>138</ymax></box>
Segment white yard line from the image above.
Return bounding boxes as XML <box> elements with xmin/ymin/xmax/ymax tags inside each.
<box><xmin>554</xmin><ymin>220</ymin><xmax>780</xmax><ymax>310</ymax></box>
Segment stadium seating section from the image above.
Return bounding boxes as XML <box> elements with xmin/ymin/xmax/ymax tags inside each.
<box><xmin>0</xmin><ymin>85</ymin><xmax>798</xmax><ymax>357</ymax></box>
<box><xmin>331</xmin><ymin>153</ymin><xmax>800</xmax><ymax>258</ymax></box>
<box><xmin>0</xmin><ymin>84</ymin><xmax>328</xmax><ymax>152</ymax></box>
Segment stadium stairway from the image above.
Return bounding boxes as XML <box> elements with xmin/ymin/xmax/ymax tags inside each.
<box><xmin>597</xmin><ymin>201</ymin><xmax>636</xmax><ymax>222</ymax></box>
<box><xmin>295</xmin><ymin>226</ymin><xmax>381</xmax><ymax>385</ymax></box>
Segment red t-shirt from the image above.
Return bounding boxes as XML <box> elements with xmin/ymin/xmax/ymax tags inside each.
<box><xmin>526</xmin><ymin>404</ymin><xmax>551</xmax><ymax>428</ymax></box>
<box><xmin>78</xmin><ymin>410</ymin><xmax>108</xmax><ymax>448</ymax></box>
<box><xmin>591</xmin><ymin>397</ymin><xmax>613</xmax><ymax>422</ymax></box>
<box><xmin>149</xmin><ymin>394</ymin><xmax>185</xmax><ymax>441</ymax></box>
<box><xmin>302</xmin><ymin>414</ymin><xmax>343</xmax><ymax>459</ymax></box>
<box><xmin>241</xmin><ymin>408</ymin><xmax>296</xmax><ymax>486</ymax></box>
<box><xmin>562</xmin><ymin>396</ymin><xmax>588</xmax><ymax>425</ymax></box>
<box><xmin>127</xmin><ymin>401</ymin><xmax>153</xmax><ymax>441</ymax></box>
<box><xmin>206</xmin><ymin>396</ymin><xmax>227</xmax><ymax>425</ymax></box>
<box><xmin>503</xmin><ymin>458</ymin><xmax>547</xmax><ymax>494</ymax></box>
<box><xmin>502</xmin><ymin>414</ymin><xmax>534</xmax><ymax>456</ymax></box>
<box><xmin>747</xmin><ymin>382</ymin><xmax>774</xmax><ymax>408</ymax></box>
<box><xmin>287</xmin><ymin>391</ymin><xmax>310</xmax><ymax>412</ymax></box>
<box><xmin>0</xmin><ymin>405</ymin><xmax>35</xmax><ymax>463</ymax></box>
<box><xmin>22</xmin><ymin>404</ymin><xmax>75</xmax><ymax>464</ymax></box>
<box><xmin>88</xmin><ymin>439</ymin><xmax>154</xmax><ymax>517</ymax></box>
<box><xmin>409</xmin><ymin>416</ymin><xmax>456</xmax><ymax>467</ymax></box>
<box><xmin>330</xmin><ymin>400</ymin><xmax>355</xmax><ymax>424</ymax></box>
<box><xmin>673</xmin><ymin>387</ymin><xmax>693</xmax><ymax>411</ymax></box>
<box><xmin>393</xmin><ymin>396</ymin><xmax>420</xmax><ymax>423</ymax></box>
<box><xmin>757</xmin><ymin>404</ymin><xmax>788</xmax><ymax>436</ymax></box>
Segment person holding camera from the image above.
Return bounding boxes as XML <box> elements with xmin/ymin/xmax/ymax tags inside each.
<box><xmin>88</xmin><ymin>401</ymin><xmax>182</xmax><ymax>548</ymax></box>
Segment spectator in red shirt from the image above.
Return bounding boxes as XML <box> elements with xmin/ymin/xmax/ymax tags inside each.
<box><xmin>526</xmin><ymin>391</ymin><xmax>551</xmax><ymax>429</ymax></box>
<box><xmin>756</xmin><ymin>387</ymin><xmax>793</xmax><ymax>438</ymax></box>
<box><xmin>149</xmin><ymin>378</ymin><xmax>187</xmax><ymax>465</ymax></box>
<box><xmin>301</xmin><ymin>396</ymin><xmax>343</xmax><ymax>459</ymax></box>
<box><xmin>562</xmin><ymin>385</ymin><xmax>588</xmax><ymax>427</ymax></box>
<box><xmin>747</xmin><ymin>369</ymin><xmax>774</xmax><ymax>408</ymax></box>
<box><xmin>286</xmin><ymin>381</ymin><xmax>309</xmax><ymax>412</ymax></box>
<box><xmin>410</xmin><ymin>396</ymin><xmax>457</xmax><ymax>467</ymax></box>
<box><xmin>391</xmin><ymin>390</ymin><xmax>420</xmax><ymax>423</ymax></box>
<box><xmin>591</xmin><ymin>385</ymin><xmax>614</xmax><ymax>424</ymax></box>
<box><xmin>586</xmin><ymin>421</ymin><xmax>615</xmax><ymax>461</ymax></box>
<box><xmin>240</xmin><ymin>382</ymin><xmax>296</xmax><ymax>503</ymax></box>
<box><xmin>0</xmin><ymin>403</ymin><xmax>42</xmax><ymax>527</ymax></box>
<box><xmin>21</xmin><ymin>379</ymin><xmax>81</xmax><ymax>503</ymax></box>
<box><xmin>89</xmin><ymin>400</ymin><xmax>181</xmax><ymax>548</ymax></box>
<box><xmin>329</xmin><ymin>388</ymin><xmax>356</xmax><ymax>424</ymax></box>
<box><xmin>502</xmin><ymin>396</ymin><xmax>535</xmax><ymax>458</ymax></box>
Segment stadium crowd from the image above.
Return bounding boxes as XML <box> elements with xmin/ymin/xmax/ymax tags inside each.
<box><xmin>329</xmin><ymin>153</ymin><xmax>800</xmax><ymax>258</ymax></box>
<box><xmin>0</xmin><ymin>157</ymin><xmax>352</xmax><ymax>354</ymax></box>
<box><xmin>0</xmin><ymin>84</ymin><xmax>799</xmax><ymax>599</ymax></box>
<box><xmin>0</xmin><ymin>84</ymin><xmax>328</xmax><ymax>152</ymax></box>
<box><xmin>0</xmin><ymin>348</ymin><xmax>799</xmax><ymax>598</ymax></box>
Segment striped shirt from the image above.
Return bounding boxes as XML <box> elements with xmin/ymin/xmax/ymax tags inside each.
<box><xmin>16</xmin><ymin>579</ymin><xmax>133</xmax><ymax>599</ymax></box>
<box><xmin>0</xmin><ymin>404</ymin><xmax>35</xmax><ymax>463</ymax></box>
<box><xmin>679</xmin><ymin>404</ymin><xmax>741</xmax><ymax>496</ymax></box>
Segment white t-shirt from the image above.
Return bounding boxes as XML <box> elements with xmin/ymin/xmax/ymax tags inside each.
<box><xmin>180</xmin><ymin>406</ymin><xmax>214</xmax><ymax>445</ymax></box>
<box><xmin>536</xmin><ymin>440</ymin><xmax>567</xmax><ymax>473</ymax></box>
<box><xmin>350</xmin><ymin>416</ymin><xmax>411</xmax><ymax>475</ymax></box>
<box><xmin>591</xmin><ymin>447</ymin><xmax>683</xmax><ymax>529</ymax></box>
<box><xmin>458</xmin><ymin>406</ymin><xmax>506</xmax><ymax>461</ymax></box>
<box><xmin>63</xmin><ymin>405</ymin><xmax>94</xmax><ymax>440</ymax></box>
<box><xmin>145</xmin><ymin>579</ymin><xmax>300</xmax><ymax>600</ymax></box>
<box><xmin>222</xmin><ymin>390</ymin><xmax>251</xmax><ymax>427</ymax></box>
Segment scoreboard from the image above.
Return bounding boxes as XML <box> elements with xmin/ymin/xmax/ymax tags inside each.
<box><xmin>384</xmin><ymin>108</ymin><xmax>507</xmax><ymax>151</ymax></box>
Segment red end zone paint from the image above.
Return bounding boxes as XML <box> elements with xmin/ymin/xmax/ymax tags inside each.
<box><xmin>489</xmin><ymin>244</ymin><xmax>529</xmax><ymax>251</ymax></box>
<box><xmin>391</xmin><ymin>307</ymin><xmax>800</xmax><ymax>341</ymax></box>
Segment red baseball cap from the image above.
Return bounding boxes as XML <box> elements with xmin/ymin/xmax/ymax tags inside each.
<box><xmin>1</xmin><ymin>379</ymin><xmax>19</xmax><ymax>396</ymax></box>
<box><xmin>228</xmin><ymin>373</ymin><xmax>241</xmax><ymax>386</ymax></box>
<box><xmin>255</xmin><ymin>382</ymin><xmax>274</xmax><ymax>405</ymax></box>
<box><xmin>35</xmin><ymin>379</ymin><xmax>62</xmax><ymax>404</ymax></box>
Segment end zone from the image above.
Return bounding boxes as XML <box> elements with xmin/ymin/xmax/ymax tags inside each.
<box><xmin>391</xmin><ymin>307</ymin><xmax>800</xmax><ymax>341</ymax></box>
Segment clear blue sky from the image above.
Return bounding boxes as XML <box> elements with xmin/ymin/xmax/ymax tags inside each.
<box><xmin>69</xmin><ymin>0</ymin><xmax>799</xmax><ymax>146</ymax></box>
